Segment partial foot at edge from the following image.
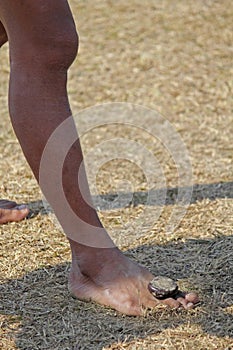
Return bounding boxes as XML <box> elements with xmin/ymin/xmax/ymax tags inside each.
<box><xmin>0</xmin><ymin>199</ymin><xmax>29</xmax><ymax>224</ymax></box>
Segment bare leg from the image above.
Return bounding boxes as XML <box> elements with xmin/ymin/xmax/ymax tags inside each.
<box><xmin>0</xmin><ymin>0</ymin><xmax>113</xmax><ymax>248</ymax></box>
<box><xmin>0</xmin><ymin>23</ymin><xmax>29</xmax><ymax>224</ymax></box>
<box><xmin>0</xmin><ymin>0</ymin><xmax>198</xmax><ymax>315</ymax></box>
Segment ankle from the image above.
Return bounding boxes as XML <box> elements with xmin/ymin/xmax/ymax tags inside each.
<box><xmin>69</xmin><ymin>240</ymin><xmax>120</xmax><ymax>276</ymax></box>
<box><xmin>70</xmin><ymin>239</ymin><xmax>119</xmax><ymax>262</ymax></box>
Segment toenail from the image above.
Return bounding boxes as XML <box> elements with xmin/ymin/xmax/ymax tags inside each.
<box><xmin>187</xmin><ymin>302</ymin><xmax>194</xmax><ymax>308</ymax></box>
<box><xmin>16</xmin><ymin>204</ymin><xmax>28</xmax><ymax>210</ymax></box>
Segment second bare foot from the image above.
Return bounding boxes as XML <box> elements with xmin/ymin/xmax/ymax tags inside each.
<box><xmin>0</xmin><ymin>199</ymin><xmax>29</xmax><ymax>224</ymax></box>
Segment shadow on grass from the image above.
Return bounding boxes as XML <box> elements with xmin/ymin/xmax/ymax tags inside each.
<box><xmin>26</xmin><ymin>181</ymin><xmax>233</xmax><ymax>218</ymax></box>
<box><xmin>1</xmin><ymin>236</ymin><xmax>232</xmax><ymax>350</ymax></box>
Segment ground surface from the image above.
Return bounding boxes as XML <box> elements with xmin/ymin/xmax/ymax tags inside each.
<box><xmin>0</xmin><ymin>0</ymin><xmax>233</xmax><ymax>349</ymax></box>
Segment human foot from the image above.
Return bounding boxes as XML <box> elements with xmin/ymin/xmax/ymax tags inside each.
<box><xmin>68</xmin><ymin>240</ymin><xmax>199</xmax><ymax>316</ymax></box>
<box><xmin>0</xmin><ymin>199</ymin><xmax>29</xmax><ymax>224</ymax></box>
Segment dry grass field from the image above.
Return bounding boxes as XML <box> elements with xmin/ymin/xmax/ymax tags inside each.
<box><xmin>0</xmin><ymin>0</ymin><xmax>233</xmax><ymax>349</ymax></box>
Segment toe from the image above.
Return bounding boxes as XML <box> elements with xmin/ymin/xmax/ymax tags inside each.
<box><xmin>174</xmin><ymin>291</ymin><xmax>199</xmax><ymax>309</ymax></box>
<box><xmin>160</xmin><ymin>297</ymin><xmax>180</xmax><ymax>309</ymax></box>
<box><xmin>147</xmin><ymin>287</ymin><xmax>199</xmax><ymax>310</ymax></box>
<box><xmin>12</xmin><ymin>207</ymin><xmax>29</xmax><ymax>221</ymax></box>
<box><xmin>185</xmin><ymin>292</ymin><xmax>199</xmax><ymax>304</ymax></box>
<box><xmin>175</xmin><ymin>296</ymin><xmax>192</xmax><ymax>309</ymax></box>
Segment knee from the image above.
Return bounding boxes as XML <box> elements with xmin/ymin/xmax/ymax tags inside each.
<box><xmin>38</xmin><ymin>24</ymin><xmax>79</xmax><ymax>70</ymax></box>
<box><xmin>14</xmin><ymin>20</ymin><xmax>79</xmax><ymax>71</ymax></box>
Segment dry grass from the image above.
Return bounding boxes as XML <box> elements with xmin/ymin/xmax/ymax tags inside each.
<box><xmin>0</xmin><ymin>0</ymin><xmax>233</xmax><ymax>349</ymax></box>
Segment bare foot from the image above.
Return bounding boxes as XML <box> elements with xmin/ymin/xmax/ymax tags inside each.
<box><xmin>68</xmin><ymin>240</ymin><xmax>199</xmax><ymax>316</ymax></box>
<box><xmin>0</xmin><ymin>199</ymin><xmax>29</xmax><ymax>224</ymax></box>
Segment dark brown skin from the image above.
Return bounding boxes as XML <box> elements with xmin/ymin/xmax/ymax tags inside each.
<box><xmin>0</xmin><ymin>25</ymin><xmax>29</xmax><ymax>224</ymax></box>
<box><xmin>0</xmin><ymin>20</ymin><xmax>7</xmax><ymax>47</ymax></box>
<box><xmin>0</xmin><ymin>0</ymin><xmax>199</xmax><ymax>315</ymax></box>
